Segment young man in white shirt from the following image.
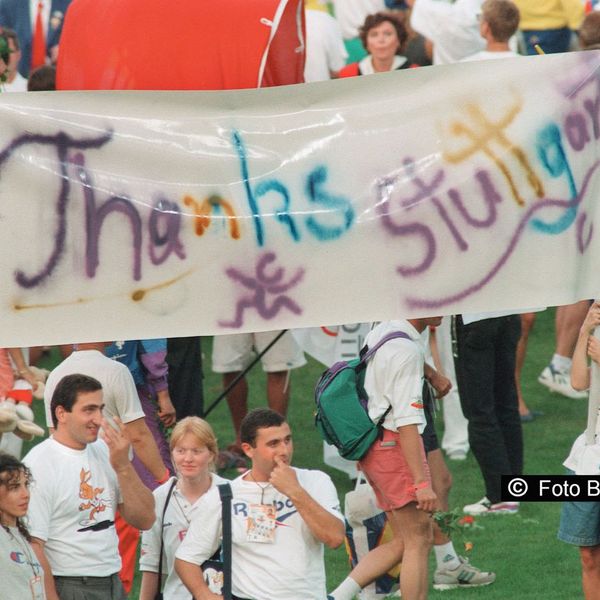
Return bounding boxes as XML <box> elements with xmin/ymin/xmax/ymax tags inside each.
<box><xmin>462</xmin><ymin>0</ymin><xmax>521</xmax><ymax>62</ymax></box>
<box><xmin>329</xmin><ymin>317</ymin><xmax>439</xmax><ymax>600</ymax></box>
<box><xmin>24</xmin><ymin>373</ymin><xmax>155</xmax><ymax>600</ymax></box>
<box><xmin>175</xmin><ymin>408</ymin><xmax>345</xmax><ymax>600</ymax></box>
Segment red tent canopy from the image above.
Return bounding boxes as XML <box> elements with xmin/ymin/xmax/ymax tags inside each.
<box><xmin>57</xmin><ymin>0</ymin><xmax>305</xmax><ymax>90</ymax></box>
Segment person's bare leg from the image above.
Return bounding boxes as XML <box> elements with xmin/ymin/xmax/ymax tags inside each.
<box><xmin>389</xmin><ymin>505</ymin><xmax>433</xmax><ymax>600</ymax></box>
<box><xmin>348</xmin><ymin>504</ymin><xmax>432</xmax><ymax>600</ymax></box>
<box><xmin>428</xmin><ymin>449</ymin><xmax>452</xmax><ymax>544</ymax></box>
<box><xmin>266</xmin><ymin>370</ymin><xmax>290</xmax><ymax>417</ymax></box>
<box><xmin>516</xmin><ymin>312</ymin><xmax>536</xmax><ymax>416</ymax></box>
<box><xmin>27</xmin><ymin>346</ymin><xmax>45</xmax><ymax>366</ymax></box>
<box><xmin>223</xmin><ymin>372</ymin><xmax>248</xmax><ymax>446</ymax></box>
<box><xmin>580</xmin><ymin>545</ymin><xmax>600</xmax><ymax>600</ymax></box>
<box><xmin>556</xmin><ymin>301</ymin><xmax>590</xmax><ymax>358</ymax></box>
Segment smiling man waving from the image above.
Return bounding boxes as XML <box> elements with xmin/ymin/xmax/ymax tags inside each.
<box><xmin>23</xmin><ymin>373</ymin><xmax>155</xmax><ymax>600</ymax></box>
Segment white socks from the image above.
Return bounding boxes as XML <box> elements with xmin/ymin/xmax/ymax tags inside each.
<box><xmin>552</xmin><ymin>354</ymin><xmax>572</xmax><ymax>373</ymax></box>
<box><xmin>329</xmin><ymin>576</ymin><xmax>361</xmax><ymax>600</ymax></box>
<box><xmin>330</xmin><ymin>543</ymin><xmax>462</xmax><ymax>597</ymax></box>
<box><xmin>434</xmin><ymin>541</ymin><xmax>461</xmax><ymax>571</ymax></box>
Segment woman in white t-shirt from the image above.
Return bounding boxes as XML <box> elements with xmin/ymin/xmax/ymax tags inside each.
<box><xmin>139</xmin><ymin>417</ymin><xmax>228</xmax><ymax>600</ymax></box>
<box><xmin>0</xmin><ymin>453</ymin><xmax>45</xmax><ymax>600</ymax></box>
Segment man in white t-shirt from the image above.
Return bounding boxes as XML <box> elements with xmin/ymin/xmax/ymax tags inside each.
<box><xmin>462</xmin><ymin>0</ymin><xmax>520</xmax><ymax>62</ymax></box>
<box><xmin>329</xmin><ymin>318</ymin><xmax>438</xmax><ymax>600</ymax></box>
<box><xmin>24</xmin><ymin>373</ymin><xmax>155</xmax><ymax>600</ymax></box>
<box><xmin>44</xmin><ymin>344</ymin><xmax>170</xmax><ymax>594</ymax></box>
<box><xmin>175</xmin><ymin>408</ymin><xmax>345</xmax><ymax>600</ymax></box>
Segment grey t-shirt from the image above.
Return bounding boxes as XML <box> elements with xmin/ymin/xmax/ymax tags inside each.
<box><xmin>0</xmin><ymin>525</ymin><xmax>45</xmax><ymax>599</ymax></box>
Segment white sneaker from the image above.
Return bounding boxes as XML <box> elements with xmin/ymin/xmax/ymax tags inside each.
<box><xmin>538</xmin><ymin>365</ymin><xmax>587</xmax><ymax>399</ymax></box>
<box><xmin>446</xmin><ymin>450</ymin><xmax>467</xmax><ymax>461</ymax></box>
<box><xmin>463</xmin><ymin>497</ymin><xmax>519</xmax><ymax>515</ymax></box>
<box><xmin>433</xmin><ymin>556</ymin><xmax>496</xmax><ymax>590</ymax></box>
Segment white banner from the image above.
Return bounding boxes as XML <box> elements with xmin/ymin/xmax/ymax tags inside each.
<box><xmin>1</xmin><ymin>52</ymin><xmax>599</xmax><ymax>345</ymax></box>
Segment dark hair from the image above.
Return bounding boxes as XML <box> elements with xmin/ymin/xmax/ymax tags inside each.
<box><xmin>359</xmin><ymin>12</ymin><xmax>408</xmax><ymax>55</ymax></box>
<box><xmin>240</xmin><ymin>408</ymin><xmax>286</xmax><ymax>447</ymax></box>
<box><xmin>51</xmin><ymin>373</ymin><xmax>102</xmax><ymax>428</ymax></box>
<box><xmin>580</xmin><ymin>12</ymin><xmax>600</xmax><ymax>50</ymax></box>
<box><xmin>0</xmin><ymin>453</ymin><xmax>33</xmax><ymax>541</ymax></box>
<box><xmin>28</xmin><ymin>65</ymin><xmax>56</xmax><ymax>91</ymax></box>
<box><xmin>481</xmin><ymin>0</ymin><xmax>520</xmax><ymax>43</ymax></box>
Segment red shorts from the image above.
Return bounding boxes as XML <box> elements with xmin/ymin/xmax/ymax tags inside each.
<box><xmin>359</xmin><ymin>429</ymin><xmax>431</xmax><ymax>511</ymax></box>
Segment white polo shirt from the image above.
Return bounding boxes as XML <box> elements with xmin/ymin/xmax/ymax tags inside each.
<box><xmin>363</xmin><ymin>320</ymin><xmax>426</xmax><ymax>433</ymax></box>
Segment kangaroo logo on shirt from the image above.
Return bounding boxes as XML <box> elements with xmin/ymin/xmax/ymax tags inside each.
<box><xmin>78</xmin><ymin>468</ymin><xmax>112</xmax><ymax>526</ymax></box>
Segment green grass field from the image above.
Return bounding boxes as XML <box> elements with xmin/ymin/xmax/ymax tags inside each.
<box><xmin>25</xmin><ymin>308</ymin><xmax>588</xmax><ymax>598</ymax></box>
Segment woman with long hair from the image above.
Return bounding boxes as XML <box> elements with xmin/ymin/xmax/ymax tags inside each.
<box><xmin>0</xmin><ymin>452</ymin><xmax>45</xmax><ymax>599</ymax></box>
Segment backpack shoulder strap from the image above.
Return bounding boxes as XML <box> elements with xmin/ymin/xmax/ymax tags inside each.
<box><xmin>218</xmin><ymin>483</ymin><xmax>233</xmax><ymax>600</ymax></box>
<box><xmin>157</xmin><ymin>478</ymin><xmax>177</xmax><ymax>593</ymax></box>
<box><xmin>360</xmin><ymin>331</ymin><xmax>412</xmax><ymax>365</ymax></box>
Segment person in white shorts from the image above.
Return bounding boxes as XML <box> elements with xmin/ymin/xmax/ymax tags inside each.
<box><xmin>212</xmin><ymin>331</ymin><xmax>305</xmax><ymax>464</ymax></box>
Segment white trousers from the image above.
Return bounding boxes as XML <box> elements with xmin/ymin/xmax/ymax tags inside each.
<box><xmin>437</xmin><ymin>317</ymin><xmax>469</xmax><ymax>456</ymax></box>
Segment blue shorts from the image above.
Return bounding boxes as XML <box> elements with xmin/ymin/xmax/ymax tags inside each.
<box><xmin>557</xmin><ymin>470</ymin><xmax>600</xmax><ymax>547</ymax></box>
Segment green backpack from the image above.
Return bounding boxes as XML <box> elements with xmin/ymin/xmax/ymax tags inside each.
<box><xmin>314</xmin><ymin>331</ymin><xmax>411</xmax><ymax>460</ymax></box>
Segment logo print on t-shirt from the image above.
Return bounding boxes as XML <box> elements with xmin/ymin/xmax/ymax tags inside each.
<box><xmin>10</xmin><ymin>551</ymin><xmax>26</xmax><ymax>564</ymax></box>
<box><xmin>276</xmin><ymin>509</ymin><xmax>298</xmax><ymax>525</ymax></box>
<box><xmin>78</xmin><ymin>468</ymin><xmax>112</xmax><ymax>527</ymax></box>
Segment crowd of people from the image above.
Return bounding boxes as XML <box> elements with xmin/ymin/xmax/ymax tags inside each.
<box><xmin>1</xmin><ymin>0</ymin><xmax>600</xmax><ymax>599</ymax></box>
<box><xmin>1</xmin><ymin>311</ymin><xmax>598</xmax><ymax>600</ymax></box>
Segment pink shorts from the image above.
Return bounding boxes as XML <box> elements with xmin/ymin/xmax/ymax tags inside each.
<box><xmin>359</xmin><ymin>429</ymin><xmax>431</xmax><ymax>512</ymax></box>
